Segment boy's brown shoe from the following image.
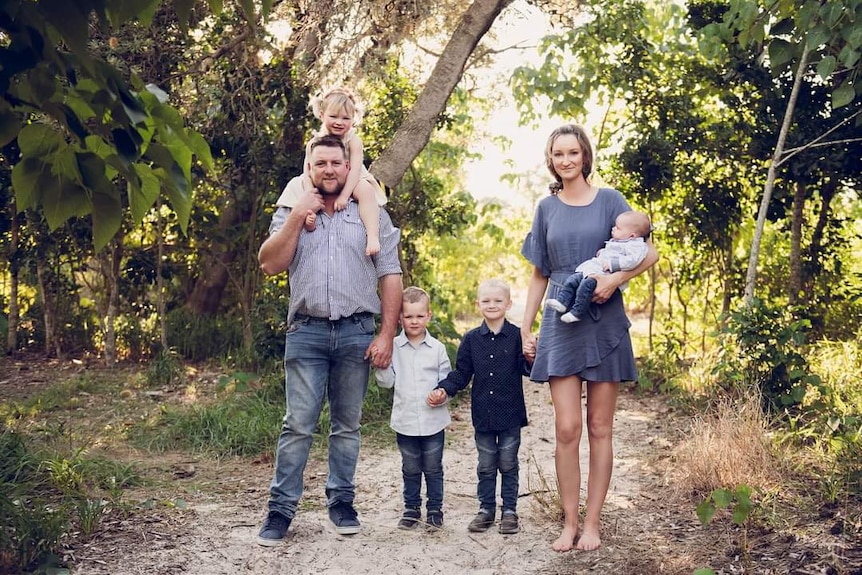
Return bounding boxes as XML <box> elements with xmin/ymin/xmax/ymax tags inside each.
<box><xmin>467</xmin><ymin>509</ymin><xmax>494</xmax><ymax>532</ymax></box>
<box><xmin>398</xmin><ymin>508</ymin><xmax>421</xmax><ymax>530</ymax></box>
<box><xmin>499</xmin><ymin>511</ymin><xmax>519</xmax><ymax>534</ymax></box>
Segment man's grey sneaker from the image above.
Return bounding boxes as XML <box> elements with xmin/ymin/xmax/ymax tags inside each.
<box><xmin>545</xmin><ymin>298</ymin><xmax>567</xmax><ymax>313</ymax></box>
<box><xmin>499</xmin><ymin>511</ymin><xmax>519</xmax><ymax>534</ymax></box>
<box><xmin>426</xmin><ymin>509</ymin><xmax>444</xmax><ymax>530</ymax></box>
<box><xmin>256</xmin><ymin>511</ymin><xmax>291</xmax><ymax>546</ymax></box>
<box><xmin>397</xmin><ymin>508</ymin><xmax>421</xmax><ymax>530</ymax></box>
<box><xmin>328</xmin><ymin>501</ymin><xmax>361</xmax><ymax>535</ymax></box>
<box><xmin>467</xmin><ymin>509</ymin><xmax>494</xmax><ymax>532</ymax></box>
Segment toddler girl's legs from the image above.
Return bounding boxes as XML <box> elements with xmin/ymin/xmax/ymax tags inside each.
<box><xmin>579</xmin><ymin>381</ymin><xmax>618</xmax><ymax>551</ymax></box>
<box><xmin>548</xmin><ymin>375</ymin><xmax>584</xmax><ymax>552</ymax></box>
<box><xmin>421</xmin><ymin>430</ymin><xmax>445</xmax><ymax>513</ymax></box>
<box><xmin>353</xmin><ymin>180</ymin><xmax>381</xmax><ymax>256</ymax></box>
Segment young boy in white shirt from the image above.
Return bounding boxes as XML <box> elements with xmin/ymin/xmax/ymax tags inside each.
<box><xmin>375</xmin><ymin>286</ymin><xmax>452</xmax><ymax>530</ymax></box>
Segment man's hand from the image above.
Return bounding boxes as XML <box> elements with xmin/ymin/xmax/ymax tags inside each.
<box><xmin>365</xmin><ymin>334</ymin><xmax>393</xmax><ymax>369</ymax></box>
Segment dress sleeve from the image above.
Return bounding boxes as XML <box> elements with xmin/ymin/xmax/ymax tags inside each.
<box><xmin>520</xmin><ymin>202</ymin><xmax>550</xmax><ymax>276</ymax></box>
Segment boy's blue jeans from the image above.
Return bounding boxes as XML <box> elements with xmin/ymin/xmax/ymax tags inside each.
<box><xmin>475</xmin><ymin>426</ymin><xmax>522</xmax><ymax>513</ymax></box>
<box><xmin>396</xmin><ymin>430</ymin><xmax>445</xmax><ymax>511</ymax></box>
<box><xmin>267</xmin><ymin>313</ymin><xmax>375</xmax><ymax>519</ymax></box>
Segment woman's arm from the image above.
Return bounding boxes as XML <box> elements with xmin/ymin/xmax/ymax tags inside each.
<box><xmin>521</xmin><ymin>266</ymin><xmax>549</xmax><ymax>360</ymax></box>
<box><xmin>591</xmin><ymin>239</ymin><xmax>658</xmax><ymax>303</ymax></box>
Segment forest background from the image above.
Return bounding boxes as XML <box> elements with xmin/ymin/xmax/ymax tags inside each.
<box><xmin>1</xmin><ymin>0</ymin><xmax>861</xmax><ymax>573</ymax></box>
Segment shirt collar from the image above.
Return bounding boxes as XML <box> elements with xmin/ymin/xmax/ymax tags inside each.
<box><xmin>394</xmin><ymin>330</ymin><xmax>431</xmax><ymax>348</ymax></box>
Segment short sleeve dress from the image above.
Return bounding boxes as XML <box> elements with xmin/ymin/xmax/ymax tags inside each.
<box><xmin>521</xmin><ymin>188</ymin><xmax>638</xmax><ymax>383</ymax></box>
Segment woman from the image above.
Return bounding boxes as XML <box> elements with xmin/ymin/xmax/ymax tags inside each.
<box><xmin>520</xmin><ymin>124</ymin><xmax>658</xmax><ymax>552</ymax></box>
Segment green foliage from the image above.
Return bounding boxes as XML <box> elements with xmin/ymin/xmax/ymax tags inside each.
<box><xmin>696</xmin><ymin>484</ymin><xmax>754</xmax><ymax>526</ymax></box>
<box><xmin>697</xmin><ymin>0</ymin><xmax>862</xmax><ymax>109</ymax></box>
<box><xmin>0</xmin><ymin>426</ymin><xmax>142</xmax><ymax>572</ymax></box>
<box><xmin>0</xmin><ymin>0</ymin><xmax>272</xmax><ymax>249</ymax></box>
<box><xmin>146</xmin><ymin>349</ymin><xmax>184</xmax><ymax>387</ymax></box>
<box><xmin>165</xmin><ymin>307</ymin><xmax>243</xmax><ymax>362</ymax></box>
<box><xmin>715</xmin><ymin>299</ymin><xmax>823</xmax><ymax>413</ymax></box>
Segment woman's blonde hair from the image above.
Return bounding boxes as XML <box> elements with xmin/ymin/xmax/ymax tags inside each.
<box><xmin>310</xmin><ymin>86</ymin><xmax>364</xmax><ymax>125</ymax></box>
<box><xmin>544</xmin><ymin>124</ymin><xmax>594</xmax><ymax>193</ymax></box>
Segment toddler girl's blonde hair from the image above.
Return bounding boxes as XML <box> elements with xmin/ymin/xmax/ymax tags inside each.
<box><xmin>310</xmin><ymin>87</ymin><xmax>364</xmax><ymax>125</ymax></box>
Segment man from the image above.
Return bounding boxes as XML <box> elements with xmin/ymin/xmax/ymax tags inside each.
<box><xmin>256</xmin><ymin>134</ymin><xmax>403</xmax><ymax>546</ymax></box>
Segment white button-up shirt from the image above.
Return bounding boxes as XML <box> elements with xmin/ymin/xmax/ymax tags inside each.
<box><xmin>375</xmin><ymin>330</ymin><xmax>452</xmax><ymax>436</ymax></box>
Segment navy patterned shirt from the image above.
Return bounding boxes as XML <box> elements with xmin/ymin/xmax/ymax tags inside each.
<box><xmin>437</xmin><ymin>319</ymin><xmax>531</xmax><ymax>432</ymax></box>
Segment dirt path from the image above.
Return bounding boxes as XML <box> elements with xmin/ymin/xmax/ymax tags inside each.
<box><xmin>65</xmin><ymin>383</ymin><xmax>688</xmax><ymax>575</ymax></box>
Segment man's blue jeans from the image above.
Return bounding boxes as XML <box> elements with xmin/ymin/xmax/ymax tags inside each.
<box><xmin>475</xmin><ymin>427</ymin><xmax>522</xmax><ymax>513</ymax></box>
<box><xmin>267</xmin><ymin>313</ymin><xmax>375</xmax><ymax>519</ymax></box>
<box><xmin>396</xmin><ymin>430</ymin><xmax>445</xmax><ymax>512</ymax></box>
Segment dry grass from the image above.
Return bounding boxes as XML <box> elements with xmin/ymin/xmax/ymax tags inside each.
<box><xmin>669</xmin><ymin>394</ymin><xmax>783</xmax><ymax>498</ymax></box>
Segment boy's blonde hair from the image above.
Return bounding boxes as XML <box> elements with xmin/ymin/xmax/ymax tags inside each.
<box><xmin>310</xmin><ymin>86</ymin><xmax>364</xmax><ymax>125</ymax></box>
<box><xmin>477</xmin><ymin>278</ymin><xmax>511</xmax><ymax>299</ymax></box>
<box><xmin>403</xmin><ymin>286</ymin><xmax>430</xmax><ymax>309</ymax></box>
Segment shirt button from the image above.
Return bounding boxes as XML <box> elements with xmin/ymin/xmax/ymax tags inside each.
<box><xmin>490</xmin><ymin>390</ymin><xmax>494</xmax><ymax>394</ymax></box>
<box><xmin>490</xmin><ymin>354</ymin><xmax>494</xmax><ymax>358</ymax></box>
<box><xmin>489</xmin><ymin>372</ymin><xmax>494</xmax><ymax>376</ymax></box>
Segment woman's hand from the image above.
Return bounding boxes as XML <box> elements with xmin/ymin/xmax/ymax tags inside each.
<box><xmin>591</xmin><ymin>274</ymin><xmax>621</xmax><ymax>304</ymax></box>
<box><xmin>522</xmin><ymin>330</ymin><xmax>537</xmax><ymax>362</ymax></box>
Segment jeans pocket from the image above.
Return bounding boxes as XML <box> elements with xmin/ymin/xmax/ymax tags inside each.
<box><xmin>357</xmin><ymin>315</ymin><xmax>376</xmax><ymax>335</ymax></box>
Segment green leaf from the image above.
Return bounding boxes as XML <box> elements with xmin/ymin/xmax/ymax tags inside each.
<box><xmin>846</xmin><ymin>24</ymin><xmax>862</xmax><ymax>50</ymax></box>
<box><xmin>91</xmin><ymin>188</ymin><xmax>123</xmax><ymax>250</ymax></box>
<box><xmin>42</xmin><ymin>180</ymin><xmax>91</xmax><ymax>230</ymax></box>
<box><xmin>711</xmin><ymin>488</ymin><xmax>732</xmax><ymax>508</ymax></box>
<box><xmin>768</xmin><ymin>39</ymin><xmax>796</xmax><ymax>71</ymax></box>
<box><xmin>832</xmin><ymin>80</ymin><xmax>855</xmax><ymax>108</ymax></box>
<box><xmin>173</xmin><ymin>0</ymin><xmax>196</xmax><ymax>32</ymax></box>
<box><xmin>807</xmin><ymin>24</ymin><xmax>832</xmax><ymax>50</ymax></box>
<box><xmin>11</xmin><ymin>158</ymin><xmax>51</xmax><ymax>210</ymax></box>
<box><xmin>0</xmin><ymin>109</ymin><xmax>22</xmax><ymax>147</ymax></box>
<box><xmin>838</xmin><ymin>45</ymin><xmax>860</xmax><ymax>68</ymax></box>
<box><xmin>18</xmin><ymin>124</ymin><xmax>63</xmax><ymax>156</ymax></box>
<box><xmin>39</xmin><ymin>0</ymin><xmax>90</xmax><ymax>56</ymax></box>
<box><xmin>816</xmin><ymin>55</ymin><xmax>837</xmax><ymax>80</ymax></box>
<box><xmin>693</xmin><ymin>570</ymin><xmax>716</xmax><ymax>575</ymax></box>
<box><xmin>129</xmin><ymin>164</ymin><xmax>161</xmax><ymax>224</ymax></box>
<box><xmin>696</xmin><ymin>499</ymin><xmax>716</xmax><ymax>526</ymax></box>
<box><xmin>107</xmin><ymin>0</ymin><xmax>161</xmax><ymax>27</ymax></box>
<box><xmin>188</xmin><ymin>131</ymin><xmax>214</xmax><ymax>171</ymax></box>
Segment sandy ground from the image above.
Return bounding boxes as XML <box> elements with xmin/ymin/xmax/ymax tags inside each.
<box><xmin>64</xmin><ymin>382</ymin><xmax>675</xmax><ymax>575</ymax></box>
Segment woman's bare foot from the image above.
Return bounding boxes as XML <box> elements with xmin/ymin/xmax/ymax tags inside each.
<box><xmin>551</xmin><ymin>525</ymin><xmax>578</xmax><ymax>552</ymax></box>
<box><xmin>575</xmin><ymin>524</ymin><xmax>601</xmax><ymax>551</ymax></box>
<box><xmin>365</xmin><ymin>237</ymin><xmax>380</xmax><ymax>256</ymax></box>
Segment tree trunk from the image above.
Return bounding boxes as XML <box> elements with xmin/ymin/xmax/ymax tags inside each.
<box><xmin>6</xmin><ymin>199</ymin><xmax>18</xmax><ymax>354</ymax></box>
<box><xmin>788</xmin><ymin>180</ymin><xmax>805</xmax><ymax>305</ymax></box>
<box><xmin>370</xmin><ymin>0</ymin><xmax>516</xmax><ymax>187</ymax></box>
<box><xmin>805</xmin><ymin>178</ymin><xmax>838</xmax><ymax>302</ymax></box>
<box><xmin>35</xmin><ymin>260</ymin><xmax>59</xmax><ymax>357</ymax></box>
<box><xmin>156</xmin><ymin>198</ymin><xmax>168</xmax><ymax>350</ymax></box>
<box><xmin>744</xmin><ymin>44</ymin><xmax>809</xmax><ymax>305</ymax></box>
<box><xmin>186</xmin><ymin>201</ymin><xmax>241</xmax><ymax>315</ymax></box>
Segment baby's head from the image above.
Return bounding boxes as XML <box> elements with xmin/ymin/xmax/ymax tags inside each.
<box><xmin>612</xmin><ymin>210</ymin><xmax>652</xmax><ymax>240</ymax></box>
<box><xmin>311</xmin><ymin>87</ymin><xmax>363</xmax><ymax>124</ymax></box>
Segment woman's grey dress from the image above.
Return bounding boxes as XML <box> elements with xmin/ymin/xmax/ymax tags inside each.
<box><xmin>521</xmin><ymin>188</ymin><xmax>638</xmax><ymax>383</ymax></box>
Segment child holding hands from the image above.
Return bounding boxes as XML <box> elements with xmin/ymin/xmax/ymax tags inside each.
<box><xmin>427</xmin><ymin>279</ymin><xmax>532</xmax><ymax>535</ymax></box>
<box><xmin>376</xmin><ymin>287</ymin><xmax>452</xmax><ymax>530</ymax></box>
<box><xmin>277</xmin><ymin>86</ymin><xmax>386</xmax><ymax>256</ymax></box>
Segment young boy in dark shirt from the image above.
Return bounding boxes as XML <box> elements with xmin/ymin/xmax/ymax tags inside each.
<box><xmin>427</xmin><ymin>279</ymin><xmax>532</xmax><ymax>535</ymax></box>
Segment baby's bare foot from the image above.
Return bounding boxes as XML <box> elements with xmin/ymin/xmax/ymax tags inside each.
<box><xmin>551</xmin><ymin>525</ymin><xmax>577</xmax><ymax>552</ymax></box>
<box><xmin>575</xmin><ymin>524</ymin><xmax>601</xmax><ymax>551</ymax></box>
